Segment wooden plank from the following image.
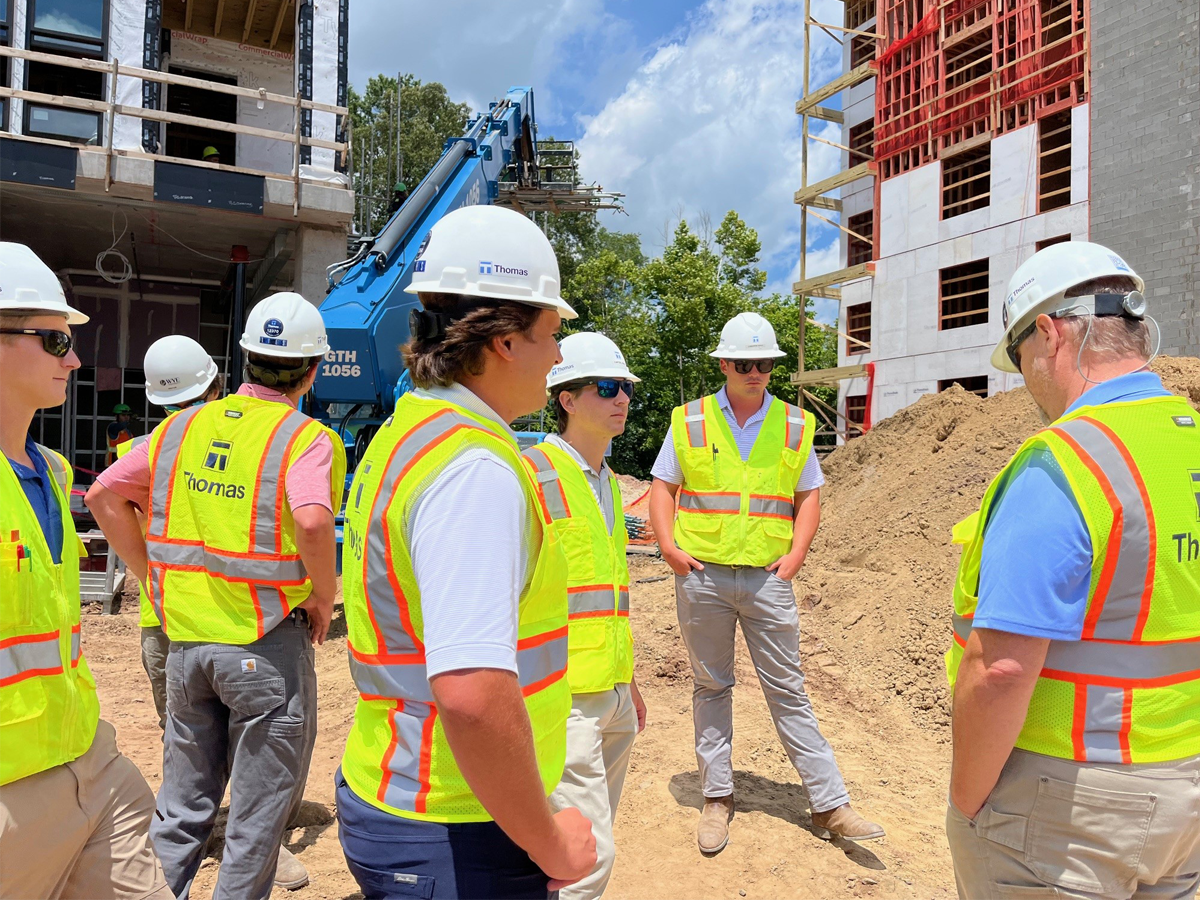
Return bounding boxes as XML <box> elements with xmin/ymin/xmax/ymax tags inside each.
<box><xmin>793</xmin><ymin>162</ymin><xmax>874</xmax><ymax>205</ymax></box>
<box><xmin>795</xmin><ymin>61</ymin><xmax>875</xmax><ymax>114</ymax></box>
<box><xmin>185</xmin><ymin>0</ymin><xmax>195</xmax><ymax>30</ymax></box>
<box><xmin>940</xmin><ymin>130</ymin><xmax>993</xmax><ymax>159</ymax></box>
<box><xmin>800</xmin><ymin>104</ymin><xmax>844</xmax><ymax>123</ymax></box>
<box><xmin>215</xmin><ymin>0</ymin><xmax>227</xmax><ymax>35</ymax></box>
<box><xmin>0</xmin><ymin>44</ymin><xmax>115</xmax><ymax>75</ymax></box>
<box><xmin>270</xmin><ymin>0</ymin><xmax>292</xmax><ymax>49</ymax></box>
<box><xmin>118</xmin><ymin>104</ymin><xmax>302</xmax><ymax>143</ymax></box>
<box><xmin>792</xmin><ymin>262</ymin><xmax>873</xmax><ymax>295</ymax></box>
<box><xmin>243</xmin><ymin>0</ymin><xmax>260</xmax><ymax>42</ymax></box>
<box><xmin>801</xmin><ymin>195</ymin><xmax>842</xmax><ymax>212</ymax></box>
<box><xmin>791</xmin><ymin>364</ymin><xmax>868</xmax><ymax>386</ymax></box>
<box><xmin>0</xmin><ymin>87</ymin><xmax>109</xmax><ymax>113</ymax></box>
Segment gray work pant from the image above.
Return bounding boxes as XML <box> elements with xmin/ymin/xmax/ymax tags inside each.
<box><xmin>151</xmin><ymin>612</ymin><xmax>317</xmax><ymax>900</ymax></box>
<box><xmin>675</xmin><ymin>564</ymin><xmax>849</xmax><ymax>813</ymax></box>
<box><xmin>947</xmin><ymin>749</ymin><xmax>1200</xmax><ymax>899</ymax></box>
<box><xmin>141</xmin><ymin>624</ymin><xmax>170</xmax><ymax>733</ymax></box>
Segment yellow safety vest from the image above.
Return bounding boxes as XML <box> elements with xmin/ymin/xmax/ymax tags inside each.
<box><xmin>116</xmin><ymin>434</ymin><xmax>158</xmax><ymax>628</ymax></box>
<box><xmin>523</xmin><ymin>441</ymin><xmax>633</xmax><ymax>695</ymax></box>
<box><xmin>946</xmin><ymin>395</ymin><xmax>1200</xmax><ymax>764</ymax></box>
<box><xmin>340</xmin><ymin>393</ymin><xmax>570</xmax><ymax>823</ymax></box>
<box><xmin>145</xmin><ymin>395</ymin><xmax>346</xmax><ymax>645</ymax></box>
<box><xmin>672</xmin><ymin>395</ymin><xmax>815</xmax><ymax>567</ymax></box>
<box><xmin>1</xmin><ymin>445</ymin><xmax>100</xmax><ymax>785</ymax></box>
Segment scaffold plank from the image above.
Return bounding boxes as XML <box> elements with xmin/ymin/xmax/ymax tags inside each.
<box><xmin>792</xmin><ymin>262</ymin><xmax>873</xmax><ymax>295</ymax></box>
<box><xmin>802</xmin><ymin>196</ymin><xmax>842</xmax><ymax>212</ymax></box>
<box><xmin>796</xmin><ymin>61</ymin><xmax>876</xmax><ymax>114</ymax></box>
<box><xmin>795</xmin><ymin>104</ymin><xmax>845</xmax><ymax>123</ymax></box>
<box><xmin>790</xmin><ymin>364</ymin><xmax>868</xmax><ymax>386</ymax></box>
<box><xmin>793</xmin><ymin>162</ymin><xmax>875</xmax><ymax>205</ymax></box>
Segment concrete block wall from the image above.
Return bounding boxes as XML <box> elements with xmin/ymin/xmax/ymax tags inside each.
<box><xmin>1089</xmin><ymin>0</ymin><xmax>1199</xmax><ymax>357</ymax></box>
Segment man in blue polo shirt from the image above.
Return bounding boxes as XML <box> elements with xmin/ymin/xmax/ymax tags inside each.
<box><xmin>945</xmin><ymin>241</ymin><xmax>1200</xmax><ymax>899</ymax></box>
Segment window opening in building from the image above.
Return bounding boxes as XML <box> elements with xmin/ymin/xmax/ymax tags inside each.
<box><xmin>940</xmin><ymin>259</ymin><xmax>989</xmax><ymax>330</ymax></box>
<box><xmin>850</xmin><ymin>33</ymin><xmax>875</xmax><ymax>68</ymax></box>
<box><xmin>845</xmin><ymin>395</ymin><xmax>867</xmax><ymax>437</ymax></box>
<box><xmin>845</xmin><ymin>0</ymin><xmax>875</xmax><ymax>32</ymax></box>
<box><xmin>1038</xmin><ymin>110</ymin><xmax>1071</xmax><ymax>212</ymax></box>
<box><xmin>165</xmin><ymin>67</ymin><xmax>238</xmax><ymax>165</ymax></box>
<box><xmin>848</xmin><ymin>118</ymin><xmax>874</xmax><ymax>164</ymax></box>
<box><xmin>939</xmin><ymin>375</ymin><xmax>989</xmax><ymax>398</ymax></box>
<box><xmin>28</xmin><ymin>0</ymin><xmax>104</xmax><ymax>56</ymax></box>
<box><xmin>942</xmin><ymin>145</ymin><xmax>990</xmax><ymax>218</ymax></box>
<box><xmin>25</xmin><ymin>61</ymin><xmax>103</xmax><ymax>142</ymax></box>
<box><xmin>24</xmin><ymin>0</ymin><xmax>106</xmax><ymax>141</ymax></box>
<box><xmin>845</xmin><ymin>302</ymin><xmax>871</xmax><ymax>354</ymax></box>
<box><xmin>847</xmin><ymin>210</ymin><xmax>873</xmax><ymax>266</ymax></box>
<box><xmin>1036</xmin><ymin>234</ymin><xmax>1072</xmax><ymax>252</ymax></box>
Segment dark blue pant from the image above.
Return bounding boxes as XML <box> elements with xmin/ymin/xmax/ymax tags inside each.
<box><xmin>335</xmin><ymin>769</ymin><xmax>554</xmax><ymax>900</ymax></box>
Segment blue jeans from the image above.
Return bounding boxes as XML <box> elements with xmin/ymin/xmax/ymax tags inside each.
<box><xmin>335</xmin><ymin>769</ymin><xmax>554</xmax><ymax>900</ymax></box>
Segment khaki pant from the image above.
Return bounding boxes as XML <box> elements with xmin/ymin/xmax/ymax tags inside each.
<box><xmin>0</xmin><ymin>720</ymin><xmax>172</xmax><ymax>900</ymax></box>
<box><xmin>946</xmin><ymin>749</ymin><xmax>1200</xmax><ymax>899</ymax></box>
<box><xmin>549</xmin><ymin>684</ymin><xmax>639</xmax><ymax>900</ymax></box>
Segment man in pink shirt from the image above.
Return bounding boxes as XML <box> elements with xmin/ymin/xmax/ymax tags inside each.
<box><xmin>87</xmin><ymin>293</ymin><xmax>345</xmax><ymax>898</ymax></box>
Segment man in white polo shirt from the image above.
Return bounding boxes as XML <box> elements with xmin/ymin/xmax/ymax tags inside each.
<box><xmin>648</xmin><ymin>312</ymin><xmax>884</xmax><ymax>854</ymax></box>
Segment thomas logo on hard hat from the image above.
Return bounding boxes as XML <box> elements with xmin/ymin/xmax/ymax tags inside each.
<box><xmin>264</xmin><ymin>318</ymin><xmax>284</xmax><ymax>337</ymax></box>
<box><xmin>479</xmin><ymin>261</ymin><xmax>529</xmax><ymax>277</ymax></box>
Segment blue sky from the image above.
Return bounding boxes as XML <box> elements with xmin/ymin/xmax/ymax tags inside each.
<box><xmin>349</xmin><ymin>0</ymin><xmax>847</xmax><ymax>320</ymax></box>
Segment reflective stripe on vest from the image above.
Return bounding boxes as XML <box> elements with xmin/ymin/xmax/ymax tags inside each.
<box><xmin>946</xmin><ymin>395</ymin><xmax>1200</xmax><ymax>764</ymax></box>
<box><xmin>1049</xmin><ymin>416</ymin><xmax>1153</xmax><ymax>642</ymax></box>
<box><xmin>682</xmin><ymin>398</ymin><xmax>706</xmax><ymax>448</ymax></box>
<box><xmin>0</xmin><ymin>631</ymin><xmax>63</xmax><ymax>686</ymax></box>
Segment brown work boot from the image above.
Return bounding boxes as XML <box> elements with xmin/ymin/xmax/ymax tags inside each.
<box><xmin>811</xmin><ymin>803</ymin><xmax>885</xmax><ymax>842</ymax></box>
<box><xmin>274</xmin><ymin>845</ymin><xmax>310</xmax><ymax>890</ymax></box>
<box><xmin>697</xmin><ymin>795</ymin><xmax>735</xmax><ymax>854</ymax></box>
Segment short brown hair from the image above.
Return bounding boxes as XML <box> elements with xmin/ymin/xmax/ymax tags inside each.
<box><xmin>403</xmin><ymin>293</ymin><xmax>543</xmax><ymax>389</ymax></box>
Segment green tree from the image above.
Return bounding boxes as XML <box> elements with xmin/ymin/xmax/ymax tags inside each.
<box><xmin>348</xmin><ymin>74</ymin><xmax>469</xmax><ymax>233</ymax></box>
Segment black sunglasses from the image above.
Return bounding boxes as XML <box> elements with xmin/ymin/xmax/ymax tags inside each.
<box><xmin>0</xmin><ymin>328</ymin><xmax>74</xmax><ymax>358</ymax></box>
<box><xmin>727</xmin><ymin>359</ymin><xmax>776</xmax><ymax>375</ymax></box>
<box><xmin>593</xmin><ymin>379</ymin><xmax>635</xmax><ymax>399</ymax></box>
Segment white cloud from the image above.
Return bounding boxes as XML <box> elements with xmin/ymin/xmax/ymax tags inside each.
<box><xmin>577</xmin><ymin>0</ymin><xmax>848</xmax><ymax>305</ymax></box>
<box><xmin>349</xmin><ymin>0</ymin><xmax>639</xmax><ymax>132</ymax></box>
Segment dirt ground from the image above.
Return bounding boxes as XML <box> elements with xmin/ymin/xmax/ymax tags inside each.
<box><xmin>81</xmin><ymin>356</ymin><xmax>1200</xmax><ymax>900</ymax></box>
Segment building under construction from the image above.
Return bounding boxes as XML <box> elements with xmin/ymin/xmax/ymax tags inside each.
<box><xmin>793</xmin><ymin>0</ymin><xmax>1199</xmax><ymax>438</ymax></box>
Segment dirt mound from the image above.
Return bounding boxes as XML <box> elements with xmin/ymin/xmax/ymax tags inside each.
<box><xmin>616</xmin><ymin>472</ymin><xmax>651</xmax><ymax>506</ymax></box>
<box><xmin>801</xmin><ymin>357</ymin><xmax>1200</xmax><ymax>730</ymax></box>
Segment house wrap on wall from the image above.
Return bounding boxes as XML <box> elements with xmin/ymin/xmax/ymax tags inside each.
<box><xmin>0</xmin><ymin>0</ymin><xmax>354</xmax><ymax>476</ymax></box>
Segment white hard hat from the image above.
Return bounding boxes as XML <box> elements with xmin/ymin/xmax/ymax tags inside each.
<box><xmin>404</xmin><ymin>205</ymin><xmax>577</xmax><ymax>320</ymax></box>
<box><xmin>709</xmin><ymin>312</ymin><xmax>786</xmax><ymax>359</ymax></box>
<box><xmin>548</xmin><ymin>332</ymin><xmax>641</xmax><ymax>389</ymax></box>
<box><xmin>239</xmin><ymin>291</ymin><xmax>330</xmax><ymax>359</ymax></box>
<box><xmin>144</xmin><ymin>335</ymin><xmax>219</xmax><ymax>406</ymax></box>
<box><xmin>992</xmin><ymin>241</ymin><xmax>1146</xmax><ymax>373</ymax></box>
<box><xmin>0</xmin><ymin>242</ymin><xmax>88</xmax><ymax>324</ymax></box>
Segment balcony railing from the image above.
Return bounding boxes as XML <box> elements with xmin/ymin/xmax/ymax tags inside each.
<box><xmin>0</xmin><ymin>45</ymin><xmax>350</xmax><ymax>216</ymax></box>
